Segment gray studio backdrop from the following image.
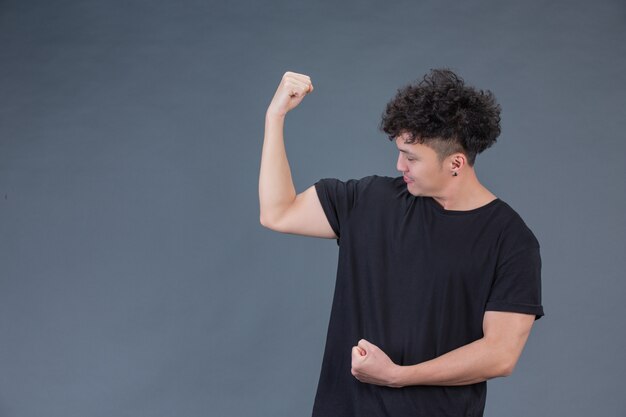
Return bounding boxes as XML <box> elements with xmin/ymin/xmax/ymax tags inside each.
<box><xmin>1</xmin><ymin>1</ymin><xmax>624</xmax><ymax>416</ymax></box>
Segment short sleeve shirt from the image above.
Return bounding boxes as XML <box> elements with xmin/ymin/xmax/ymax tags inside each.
<box><xmin>311</xmin><ymin>175</ymin><xmax>544</xmax><ymax>417</ymax></box>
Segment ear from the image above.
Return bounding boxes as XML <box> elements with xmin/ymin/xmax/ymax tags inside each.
<box><xmin>447</xmin><ymin>152</ymin><xmax>466</xmax><ymax>172</ymax></box>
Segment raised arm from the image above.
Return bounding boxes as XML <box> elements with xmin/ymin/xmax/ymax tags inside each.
<box><xmin>259</xmin><ymin>72</ymin><xmax>336</xmax><ymax>239</ymax></box>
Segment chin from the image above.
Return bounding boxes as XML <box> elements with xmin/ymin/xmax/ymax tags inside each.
<box><xmin>406</xmin><ymin>185</ymin><xmax>421</xmax><ymax>196</ymax></box>
<box><xmin>407</xmin><ymin>183</ymin><xmax>430</xmax><ymax>197</ymax></box>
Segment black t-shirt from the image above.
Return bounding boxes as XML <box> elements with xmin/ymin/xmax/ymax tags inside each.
<box><xmin>312</xmin><ymin>175</ymin><xmax>544</xmax><ymax>417</ymax></box>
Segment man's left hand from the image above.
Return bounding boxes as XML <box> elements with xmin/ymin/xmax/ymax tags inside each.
<box><xmin>351</xmin><ymin>339</ymin><xmax>403</xmax><ymax>388</ymax></box>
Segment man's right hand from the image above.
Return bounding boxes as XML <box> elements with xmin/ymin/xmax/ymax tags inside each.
<box><xmin>267</xmin><ymin>71</ymin><xmax>314</xmax><ymax>117</ymax></box>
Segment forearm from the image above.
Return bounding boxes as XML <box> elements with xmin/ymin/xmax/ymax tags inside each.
<box><xmin>259</xmin><ymin>111</ymin><xmax>297</xmax><ymax>226</ymax></box>
<box><xmin>394</xmin><ymin>337</ymin><xmax>513</xmax><ymax>387</ymax></box>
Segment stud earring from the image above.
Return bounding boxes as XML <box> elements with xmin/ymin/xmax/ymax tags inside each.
<box><xmin>452</xmin><ymin>172</ymin><xmax>458</xmax><ymax>177</ymax></box>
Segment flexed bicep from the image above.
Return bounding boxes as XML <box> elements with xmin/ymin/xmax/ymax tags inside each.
<box><xmin>261</xmin><ymin>185</ymin><xmax>337</xmax><ymax>239</ymax></box>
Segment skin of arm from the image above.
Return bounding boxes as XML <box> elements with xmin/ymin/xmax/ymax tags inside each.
<box><xmin>259</xmin><ymin>72</ymin><xmax>313</xmax><ymax>228</ymax></box>
<box><xmin>259</xmin><ymin>72</ymin><xmax>336</xmax><ymax>238</ymax></box>
<box><xmin>259</xmin><ymin>112</ymin><xmax>295</xmax><ymax>227</ymax></box>
<box><xmin>350</xmin><ymin>311</ymin><xmax>536</xmax><ymax>388</ymax></box>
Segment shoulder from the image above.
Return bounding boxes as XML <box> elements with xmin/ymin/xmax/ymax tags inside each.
<box><xmin>492</xmin><ymin>200</ymin><xmax>540</xmax><ymax>251</ymax></box>
<box><xmin>353</xmin><ymin>174</ymin><xmax>406</xmax><ymax>195</ymax></box>
<box><xmin>315</xmin><ymin>174</ymin><xmax>402</xmax><ymax>195</ymax></box>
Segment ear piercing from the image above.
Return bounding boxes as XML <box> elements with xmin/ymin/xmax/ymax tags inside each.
<box><xmin>452</xmin><ymin>172</ymin><xmax>458</xmax><ymax>177</ymax></box>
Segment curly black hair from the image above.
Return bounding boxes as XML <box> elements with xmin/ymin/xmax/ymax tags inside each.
<box><xmin>379</xmin><ymin>68</ymin><xmax>501</xmax><ymax>166</ymax></box>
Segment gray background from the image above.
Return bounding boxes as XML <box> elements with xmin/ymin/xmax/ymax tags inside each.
<box><xmin>1</xmin><ymin>0</ymin><xmax>624</xmax><ymax>416</ymax></box>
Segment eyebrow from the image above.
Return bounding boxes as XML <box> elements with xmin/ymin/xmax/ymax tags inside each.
<box><xmin>398</xmin><ymin>148</ymin><xmax>418</xmax><ymax>157</ymax></box>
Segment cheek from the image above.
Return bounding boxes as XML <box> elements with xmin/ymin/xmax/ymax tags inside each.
<box><xmin>409</xmin><ymin>165</ymin><xmax>437</xmax><ymax>185</ymax></box>
<box><xmin>408</xmin><ymin>164</ymin><xmax>424</xmax><ymax>178</ymax></box>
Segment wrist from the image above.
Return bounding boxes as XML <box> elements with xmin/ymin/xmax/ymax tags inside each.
<box><xmin>389</xmin><ymin>364</ymin><xmax>407</xmax><ymax>388</ymax></box>
<box><xmin>266</xmin><ymin>108</ymin><xmax>287</xmax><ymax>119</ymax></box>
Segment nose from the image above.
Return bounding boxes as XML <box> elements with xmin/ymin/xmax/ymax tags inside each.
<box><xmin>396</xmin><ymin>152</ymin><xmax>406</xmax><ymax>173</ymax></box>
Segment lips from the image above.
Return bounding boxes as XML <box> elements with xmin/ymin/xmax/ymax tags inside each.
<box><xmin>403</xmin><ymin>176</ymin><xmax>413</xmax><ymax>183</ymax></box>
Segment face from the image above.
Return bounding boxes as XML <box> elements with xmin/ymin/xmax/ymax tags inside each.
<box><xmin>395</xmin><ymin>135</ymin><xmax>449</xmax><ymax>197</ymax></box>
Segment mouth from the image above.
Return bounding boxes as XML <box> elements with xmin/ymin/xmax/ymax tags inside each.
<box><xmin>403</xmin><ymin>175</ymin><xmax>413</xmax><ymax>184</ymax></box>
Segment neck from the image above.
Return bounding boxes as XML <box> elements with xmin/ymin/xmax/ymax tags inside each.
<box><xmin>431</xmin><ymin>169</ymin><xmax>497</xmax><ymax>211</ymax></box>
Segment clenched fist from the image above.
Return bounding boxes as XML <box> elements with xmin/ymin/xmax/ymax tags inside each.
<box><xmin>351</xmin><ymin>339</ymin><xmax>403</xmax><ymax>388</ymax></box>
<box><xmin>267</xmin><ymin>71</ymin><xmax>314</xmax><ymax>117</ymax></box>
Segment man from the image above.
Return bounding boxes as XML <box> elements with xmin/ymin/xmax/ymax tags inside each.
<box><xmin>259</xmin><ymin>69</ymin><xmax>543</xmax><ymax>417</ymax></box>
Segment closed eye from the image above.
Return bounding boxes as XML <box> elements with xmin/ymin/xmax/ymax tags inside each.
<box><xmin>398</xmin><ymin>150</ymin><xmax>417</xmax><ymax>162</ymax></box>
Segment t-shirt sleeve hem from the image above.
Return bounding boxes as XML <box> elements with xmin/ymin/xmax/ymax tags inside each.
<box><xmin>485</xmin><ymin>301</ymin><xmax>545</xmax><ymax>320</ymax></box>
<box><xmin>314</xmin><ymin>180</ymin><xmax>341</xmax><ymax>242</ymax></box>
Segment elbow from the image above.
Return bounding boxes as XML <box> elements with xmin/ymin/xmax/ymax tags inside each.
<box><xmin>483</xmin><ymin>335</ymin><xmax>525</xmax><ymax>379</ymax></box>
<box><xmin>260</xmin><ymin>212</ymin><xmax>280</xmax><ymax>230</ymax></box>
<box><xmin>260</xmin><ymin>205</ymin><xmax>290</xmax><ymax>231</ymax></box>
<box><xmin>499</xmin><ymin>364</ymin><xmax>514</xmax><ymax>378</ymax></box>
<box><xmin>496</xmin><ymin>357</ymin><xmax>518</xmax><ymax>378</ymax></box>
<box><xmin>260</xmin><ymin>213</ymin><xmax>272</xmax><ymax>229</ymax></box>
<box><xmin>259</xmin><ymin>205</ymin><xmax>271</xmax><ymax>228</ymax></box>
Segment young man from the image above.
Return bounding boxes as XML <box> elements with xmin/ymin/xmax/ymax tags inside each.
<box><xmin>259</xmin><ymin>69</ymin><xmax>544</xmax><ymax>417</ymax></box>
